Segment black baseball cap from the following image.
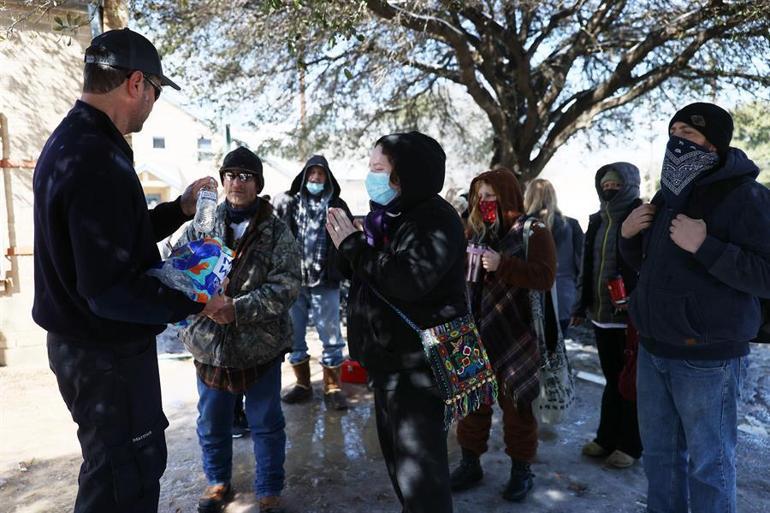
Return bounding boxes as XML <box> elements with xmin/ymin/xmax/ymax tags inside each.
<box><xmin>84</xmin><ymin>28</ymin><xmax>180</xmax><ymax>90</ymax></box>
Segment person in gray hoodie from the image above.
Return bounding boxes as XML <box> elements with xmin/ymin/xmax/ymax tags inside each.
<box><xmin>572</xmin><ymin>162</ymin><xmax>643</xmax><ymax>468</ymax></box>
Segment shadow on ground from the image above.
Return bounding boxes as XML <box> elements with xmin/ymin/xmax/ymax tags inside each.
<box><xmin>1</xmin><ymin>331</ymin><xmax>768</xmax><ymax>513</ymax></box>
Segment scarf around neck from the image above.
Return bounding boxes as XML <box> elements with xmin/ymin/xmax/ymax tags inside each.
<box><xmin>364</xmin><ymin>198</ymin><xmax>402</xmax><ymax>248</ymax></box>
<box><xmin>661</xmin><ymin>136</ymin><xmax>719</xmax><ymax>210</ymax></box>
<box><xmin>225</xmin><ymin>200</ymin><xmax>259</xmax><ymax>224</ymax></box>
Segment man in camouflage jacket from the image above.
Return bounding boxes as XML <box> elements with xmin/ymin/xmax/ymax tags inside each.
<box><xmin>176</xmin><ymin>147</ymin><xmax>300</xmax><ymax>513</ymax></box>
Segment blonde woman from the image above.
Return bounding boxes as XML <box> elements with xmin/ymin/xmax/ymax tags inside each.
<box><xmin>524</xmin><ymin>179</ymin><xmax>584</xmax><ymax>333</ymax></box>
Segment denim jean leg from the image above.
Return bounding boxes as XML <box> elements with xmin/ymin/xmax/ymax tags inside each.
<box><xmin>669</xmin><ymin>357</ymin><xmax>740</xmax><ymax>513</ymax></box>
<box><xmin>311</xmin><ymin>285</ymin><xmax>345</xmax><ymax>368</ymax></box>
<box><xmin>196</xmin><ymin>377</ymin><xmax>236</xmax><ymax>485</ymax></box>
<box><xmin>289</xmin><ymin>287</ymin><xmax>311</xmax><ymax>364</ymax></box>
<box><xmin>245</xmin><ymin>361</ymin><xmax>287</xmax><ymax>499</ymax></box>
<box><xmin>637</xmin><ymin>346</ymin><xmax>688</xmax><ymax>513</ymax></box>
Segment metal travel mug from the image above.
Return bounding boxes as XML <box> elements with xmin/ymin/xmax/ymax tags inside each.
<box><xmin>466</xmin><ymin>243</ymin><xmax>487</xmax><ymax>282</ymax></box>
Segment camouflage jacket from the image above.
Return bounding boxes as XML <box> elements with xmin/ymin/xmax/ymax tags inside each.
<box><xmin>176</xmin><ymin>198</ymin><xmax>301</xmax><ymax>368</ymax></box>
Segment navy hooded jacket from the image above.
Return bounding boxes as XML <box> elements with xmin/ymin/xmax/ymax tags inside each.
<box><xmin>619</xmin><ymin>148</ymin><xmax>770</xmax><ymax>359</ymax></box>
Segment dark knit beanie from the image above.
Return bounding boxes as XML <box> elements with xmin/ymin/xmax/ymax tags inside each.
<box><xmin>669</xmin><ymin>102</ymin><xmax>733</xmax><ymax>155</ymax></box>
<box><xmin>219</xmin><ymin>146</ymin><xmax>264</xmax><ymax>193</ymax></box>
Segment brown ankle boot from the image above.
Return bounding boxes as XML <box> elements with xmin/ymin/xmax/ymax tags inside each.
<box><xmin>322</xmin><ymin>366</ymin><xmax>348</xmax><ymax>410</ymax></box>
<box><xmin>198</xmin><ymin>483</ymin><xmax>233</xmax><ymax>513</ymax></box>
<box><xmin>281</xmin><ymin>359</ymin><xmax>312</xmax><ymax>404</ymax></box>
<box><xmin>258</xmin><ymin>495</ymin><xmax>285</xmax><ymax>513</ymax></box>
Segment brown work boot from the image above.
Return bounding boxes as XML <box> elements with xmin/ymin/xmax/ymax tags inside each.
<box><xmin>322</xmin><ymin>365</ymin><xmax>348</xmax><ymax>410</ymax></box>
<box><xmin>258</xmin><ymin>495</ymin><xmax>285</xmax><ymax>513</ymax></box>
<box><xmin>281</xmin><ymin>359</ymin><xmax>312</xmax><ymax>404</ymax></box>
<box><xmin>197</xmin><ymin>483</ymin><xmax>233</xmax><ymax>513</ymax></box>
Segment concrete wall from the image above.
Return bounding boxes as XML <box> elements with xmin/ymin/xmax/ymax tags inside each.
<box><xmin>0</xmin><ymin>4</ymin><xmax>92</xmax><ymax>366</ymax></box>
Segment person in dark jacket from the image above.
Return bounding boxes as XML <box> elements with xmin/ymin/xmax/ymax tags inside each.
<box><xmin>326</xmin><ymin>132</ymin><xmax>466</xmax><ymax>513</ymax></box>
<box><xmin>572</xmin><ymin>162</ymin><xmax>643</xmax><ymax>468</ymax></box>
<box><xmin>524</xmin><ymin>178</ymin><xmax>584</xmax><ymax>333</ymax></box>
<box><xmin>32</xmin><ymin>28</ymin><xmax>222</xmax><ymax>512</ymax></box>
<box><xmin>275</xmin><ymin>155</ymin><xmax>353</xmax><ymax>410</ymax></box>
<box><xmin>620</xmin><ymin>102</ymin><xmax>770</xmax><ymax>513</ymax></box>
<box><xmin>449</xmin><ymin>169</ymin><xmax>557</xmax><ymax>503</ymax></box>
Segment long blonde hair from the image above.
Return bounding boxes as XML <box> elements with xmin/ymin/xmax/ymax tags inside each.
<box><xmin>523</xmin><ymin>178</ymin><xmax>559</xmax><ymax>230</ymax></box>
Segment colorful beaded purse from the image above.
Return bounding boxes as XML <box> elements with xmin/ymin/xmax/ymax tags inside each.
<box><xmin>367</xmin><ymin>286</ymin><xmax>498</xmax><ymax>428</ymax></box>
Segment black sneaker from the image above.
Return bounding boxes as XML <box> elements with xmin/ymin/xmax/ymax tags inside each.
<box><xmin>450</xmin><ymin>448</ymin><xmax>483</xmax><ymax>491</ymax></box>
<box><xmin>502</xmin><ymin>460</ymin><xmax>534</xmax><ymax>502</ymax></box>
<box><xmin>232</xmin><ymin>411</ymin><xmax>249</xmax><ymax>439</ymax></box>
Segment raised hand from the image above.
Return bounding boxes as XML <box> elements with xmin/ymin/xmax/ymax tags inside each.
<box><xmin>181</xmin><ymin>176</ymin><xmax>218</xmax><ymax>216</ymax></box>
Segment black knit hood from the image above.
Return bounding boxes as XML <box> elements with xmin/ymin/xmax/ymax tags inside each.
<box><xmin>375</xmin><ymin>131</ymin><xmax>446</xmax><ymax>211</ymax></box>
<box><xmin>288</xmin><ymin>154</ymin><xmax>341</xmax><ymax>200</ymax></box>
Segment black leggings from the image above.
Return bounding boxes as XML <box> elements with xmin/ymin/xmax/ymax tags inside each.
<box><xmin>373</xmin><ymin>379</ymin><xmax>453</xmax><ymax>513</ymax></box>
<box><xmin>593</xmin><ymin>326</ymin><xmax>643</xmax><ymax>458</ymax></box>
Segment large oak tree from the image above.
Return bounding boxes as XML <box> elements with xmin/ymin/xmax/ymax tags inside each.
<box><xmin>133</xmin><ymin>0</ymin><xmax>770</xmax><ymax>180</ymax></box>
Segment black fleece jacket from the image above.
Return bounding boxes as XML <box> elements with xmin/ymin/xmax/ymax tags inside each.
<box><xmin>338</xmin><ymin>133</ymin><xmax>468</xmax><ymax>387</ymax></box>
<box><xmin>32</xmin><ymin>100</ymin><xmax>203</xmax><ymax>344</ymax></box>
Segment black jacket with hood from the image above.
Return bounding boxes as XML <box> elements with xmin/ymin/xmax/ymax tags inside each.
<box><xmin>338</xmin><ymin>132</ymin><xmax>468</xmax><ymax>388</ymax></box>
<box><xmin>575</xmin><ymin>162</ymin><xmax>641</xmax><ymax>325</ymax></box>
<box><xmin>276</xmin><ymin>155</ymin><xmax>353</xmax><ymax>287</ymax></box>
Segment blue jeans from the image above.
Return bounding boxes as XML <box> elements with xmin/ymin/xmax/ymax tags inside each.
<box><xmin>637</xmin><ymin>345</ymin><xmax>742</xmax><ymax>513</ymax></box>
<box><xmin>289</xmin><ymin>285</ymin><xmax>346</xmax><ymax>367</ymax></box>
<box><xmin>196</xmin><ymin>361</ymin><xmax>286</xmax><ymax>498</ymax></box>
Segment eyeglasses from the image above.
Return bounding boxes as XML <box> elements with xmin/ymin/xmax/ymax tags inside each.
<box><xmin>142</xmin><ymin>74</ymin><xmax>162</xmax><ymax>100</ymax></box>
<box><xmin>124</xmin><ymin>70</ymin><xmax>162</xmax><ymax>100</ymax></box>
<box><xmin>223</xmin><ymin>171</ymin><xmax>256</xmax><ymax>183</ymax></box>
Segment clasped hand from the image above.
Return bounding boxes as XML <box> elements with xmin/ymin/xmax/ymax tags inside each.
<box><xmin>199</xmin><ymin>279</ymin><xmax>235</xmax><ymax>324</ymax></box>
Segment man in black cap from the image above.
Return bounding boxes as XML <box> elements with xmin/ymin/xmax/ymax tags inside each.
<box><xmin>175</xmin><ymin>147</ymin><xmax>300</xmax><ymax>513</ymax></box>
<box><xmin>33</xmin><ymin>28</ymin><xmax>224</xmax><ymax>512</ymax></box>
<box><xmin>620</xmin><ymin>102</ymin><xmax>770</xmax><ymax>513</ymax></box>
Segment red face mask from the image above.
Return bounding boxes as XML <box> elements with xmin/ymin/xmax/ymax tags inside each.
<box><xmin>478</xmin><ymin>200</ymin><xmax>498</xmax><ymax>223</ymax></box>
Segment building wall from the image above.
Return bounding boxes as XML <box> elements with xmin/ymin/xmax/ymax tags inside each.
<box><xmin>0</xmin><ymin>4</ymin><xmax>92</xmax><ymax>366</ymax></box>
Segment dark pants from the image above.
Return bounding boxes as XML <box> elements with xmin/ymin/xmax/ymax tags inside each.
<box><xmin>456</xmin><ymin>379</ymin><xmax>538</xmax><ymax>463</ymax></box>
<box><xmin>48</xmin><ymin>335</ymin><xmax>168</xmax><ymax>513</ymax></box>
<box><xmin>593</xmin><ymin>326</ymin><xmax>642</xmax><ymax>458</ymax></box>
<box><xmin>373</xmin><ymin>380</ymin><xmax>452</xmax><ymax>513</ymax></box>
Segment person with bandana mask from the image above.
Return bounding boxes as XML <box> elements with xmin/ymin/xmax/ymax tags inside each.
<box><xmin>275</xmin><ymin>155</ymin><xmax>354</xmax><ymax>411</ymax></box>
<box><xmin>449</xmin><ymin>169</ymin><xmax>556</xmax><ymax>503</ymax></box>
<box><xmin>620</xmin><ymin>102</ymin><xmax>770</xmax><ymax>513</ymax></box>
<box><xmin>572</xmin><ymin>162</ymin><xmax>643</xmax><ymax>469</ymax></box>
<box><xmin>325</xmin><ymin>132</ymin><xmax>466</xmax><ymax>513</ymax></box>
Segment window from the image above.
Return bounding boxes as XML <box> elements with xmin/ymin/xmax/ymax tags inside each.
<box><xmin>152</xmin><ymin>137</ymin><xmax>165</xmax><ymax>149</ymax></box>
<box><xmin>197</xmin><ymin>136</ymin><xmax>214</xmax><ymax>161</ymax></box>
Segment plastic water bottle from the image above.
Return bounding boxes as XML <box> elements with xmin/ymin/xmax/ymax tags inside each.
<box><xmin>193</xmin><ymin>183</ymin><xmax>218</xmax><ymax>234</ymax></box>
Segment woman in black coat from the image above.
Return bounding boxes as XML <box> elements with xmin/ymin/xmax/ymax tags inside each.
<box><xmin>326</xmin><ymin>132</ymin><xmax>467</xmax><ymax>513</ymax></box>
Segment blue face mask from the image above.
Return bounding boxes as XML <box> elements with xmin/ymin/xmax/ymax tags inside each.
<box><xmin>365</xmin><ymin>171</ymin><xmax>398</xmax><ymax>205</ymax></box>
<box><xmin>305</xmin><ymin>181</ymin><xmax>325</xmax><ymax>196</ymax></box>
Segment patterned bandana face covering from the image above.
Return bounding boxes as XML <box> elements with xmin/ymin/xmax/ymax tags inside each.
<box><xmin>478</xmin><ymin>200</ymin><xmax>498</xmax><ymax>223</ymax></box>
<box><xmin>661</xmin><ymin>135</ymin><xmax>719</xmax><ymax>209</ymax></box>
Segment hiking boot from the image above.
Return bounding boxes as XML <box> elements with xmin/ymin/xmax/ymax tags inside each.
<box><xmin>322</xmin><ymin>365</ymin><xmax>348</xmax><ymax>411</ymax></box>
<box><xmin>606</xmin><ymin>449</ymin><xmax>635</xmax><ymax>468</ymax></box>
<box><xmin>581</xmin><ymin>440</ymin><xmax>610</xmax><ymax>458</ymax></box>
<box><xmin>502</xmin><ymin>460</ymin><xmax>533</xmax><ymax>502</ymax></box>
<box><xmin>258</xmin><ymin>495</ymin><xmax>285</xmax><ymax>513</ymax></box>
<box><xmin>282</xmin><ymin>359</ymin><xmax>312</xmax><ymax>404</ymax></box>
<box><xmin>450</xmin><ymin>448</ymin><xmax>483</xmax><ymax>491</ymax></box>
<box><xmin>197</xmin><ymin>483</ymin><xmax>233</xmax><ymax>513</ymax></box>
